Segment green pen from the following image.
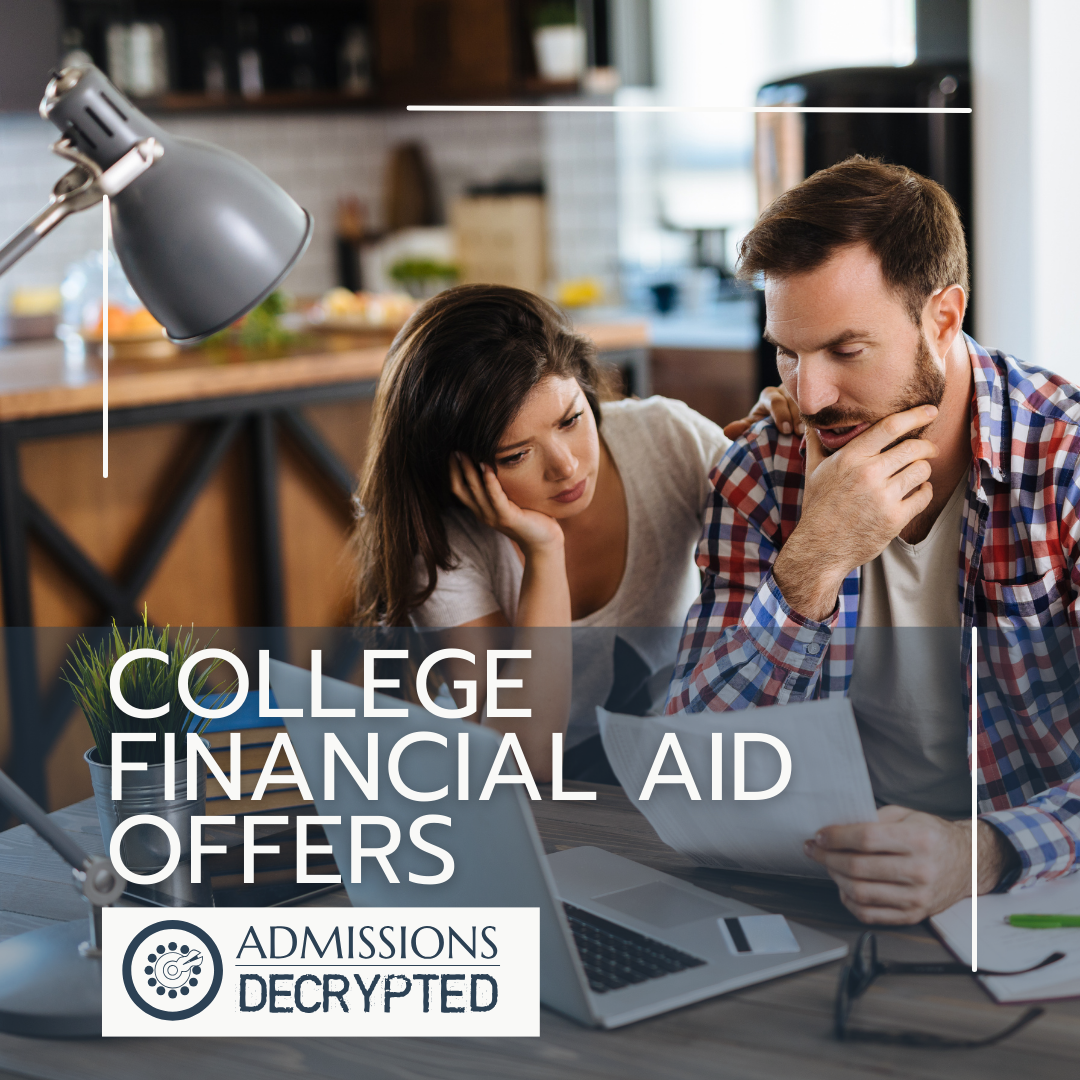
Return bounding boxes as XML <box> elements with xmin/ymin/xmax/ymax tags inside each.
<box><xmin>1007</xmin><ymin>914</ymin><xmax>1080</xmax><ymax>929</ymax></box>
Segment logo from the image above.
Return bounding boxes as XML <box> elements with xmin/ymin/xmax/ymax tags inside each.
<box><xmin>122</xmin><ymin>920</ymin><xmax>223</xmax><ymax>1021</ymax></box>
<box><xmin>105</xmin><ymin>907</ymin><xmax>538</xmax><ymax>1036</ymax></box>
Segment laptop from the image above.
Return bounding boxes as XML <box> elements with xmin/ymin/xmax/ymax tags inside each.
<box><xmin>269</xmin><ymin>659</ymin><xmax>847</xmax><ymax>1028</ymax></box>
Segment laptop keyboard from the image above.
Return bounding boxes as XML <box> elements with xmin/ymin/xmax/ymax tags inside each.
<box><xmin>563</xmin><ymin>902</ymin><xmax>707</xmax><ymax>994</ymax></box>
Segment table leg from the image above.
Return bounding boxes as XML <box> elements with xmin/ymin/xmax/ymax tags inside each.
<box><xmin>251</xmin><ymin>412</ymin><xmax>285</xmax><ymax>627</ymax></box>
<box><xmin>0</xmin><ymin>426</ymin><xmax>48</xmax><ymax>808</ymax></box>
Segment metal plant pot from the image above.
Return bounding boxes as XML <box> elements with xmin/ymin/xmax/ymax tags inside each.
<box><xmin>84</xmin><ymin>743</ymin><xmax>206</xmax><ymax>872</ymax></box>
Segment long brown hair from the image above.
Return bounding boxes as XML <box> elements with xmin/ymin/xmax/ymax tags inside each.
<box><xmin>353</xmin><ymin>284</ymin><xmax>602</xmax><ymax>626</ymax></box>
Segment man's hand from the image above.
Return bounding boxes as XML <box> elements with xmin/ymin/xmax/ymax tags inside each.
<box><xmin>772</xmin><ymin>405</ymin><xmax>938</xmax><ymax>621</ymax></box>
<box><xmin>804</xmin><ymin>805</ymin><xmax>1018</xmax><ymax>924</ymax></box>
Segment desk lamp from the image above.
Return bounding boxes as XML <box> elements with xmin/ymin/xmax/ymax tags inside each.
<box><xmin>0</xmin><ymin>64</ymin><xmax>312</xmax><ymax>341</ymax></box>
<box><xmin>0</xmin><ymin>766</ymin><xmax>126</xmax><ymax>1036</ymax></box>
<box><xmin>0</xmin><ymin>64</ymin><xmax>312</xmax><ymax>1037</ymax></box>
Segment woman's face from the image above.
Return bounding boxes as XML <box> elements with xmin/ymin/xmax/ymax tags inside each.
<box><xmin>492</xmin><ymin>375</ymin><xmax>600</xmax><ymax>519</ymax></box>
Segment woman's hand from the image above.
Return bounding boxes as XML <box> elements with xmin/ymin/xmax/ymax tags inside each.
<box><xmin>450</xmin><ymin>453</ymin><xmax>565</xmax><ymax>554</ymax></box>
<box><xmin>723</xmin><ymin>384</ymin><xmax>803</xmax><ymax>439</ymax></box>
<box><xmin>448</xmin><ymin>452</ymin><xmax>572</xmax><ymax>780</ymax></box>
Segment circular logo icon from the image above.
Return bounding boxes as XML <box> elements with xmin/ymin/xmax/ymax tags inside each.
<box><xmin>122</xmin><ymin>920</ymin><xmax>223</xmax><ymax>1021</ymax></box>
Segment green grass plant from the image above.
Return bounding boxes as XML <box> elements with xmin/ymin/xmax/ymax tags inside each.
<box><xmin>63</xmin><ymin>613</ymin><xmax>234</xmax><ymax>766</ymax></box>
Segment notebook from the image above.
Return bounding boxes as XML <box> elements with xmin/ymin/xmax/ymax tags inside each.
<box><xmin>931</xmin><ymin>873</ymin><xmax>1080</xmax><ymax>1002</ymax></box>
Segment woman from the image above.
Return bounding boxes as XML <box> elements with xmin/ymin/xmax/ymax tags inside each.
<box><xmin>354</xmin><ymin>285</ymin><xmax>797</xmax><ymax>780</ymax></box>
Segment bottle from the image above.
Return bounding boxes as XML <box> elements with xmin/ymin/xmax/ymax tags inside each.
<box><xmin>284</xmin><ymin>23</ymin><xmax>316</xmax><ymax>90</ymax></box>
<box><xmin>203</xmin><ymin>47</ymin><xmax>227</xmax><ymax>96</ymax></box>
<box><xmin>237</xmin><ymin>15</ymin><xmax>263</xmax><ymax>99</ymax></box>
<box><xmin>127</xmin><ymin>22</ymin><xmax>168</xmax><ymax>97</ymax></box>
<box><xmin>339</xmin><ymin>26</ymin><xmax>372</xmax><ymax>96</ymax></box>
<box><xmin>105</xmin><ymin>23</ymin><xmax>131</xmax><ymax>91</ymax></box>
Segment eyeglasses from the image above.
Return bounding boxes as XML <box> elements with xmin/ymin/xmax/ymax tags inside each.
<box><xmin>834</xmin><ymin>931</ymin><xmax>1065</xmax><ymax>1048</ymax></box>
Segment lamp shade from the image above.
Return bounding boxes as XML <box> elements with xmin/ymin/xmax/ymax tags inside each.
<box><xmin>42</xmin><ymin>66</ymin><xmax>312</xmax><ymax>343</ymax></box>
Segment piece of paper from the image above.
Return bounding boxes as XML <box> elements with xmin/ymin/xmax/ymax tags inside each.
<box><xmin>931</xmin><ymin>874</ymin><xmax>1080</xmax><ymax>1002</ymax></box>
<box><xmin>598</xmin><ymin>699</ymin><xmax>878</xmax><ymax>878</ymax></box>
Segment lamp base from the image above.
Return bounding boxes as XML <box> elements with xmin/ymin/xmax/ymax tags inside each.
<box><xmin>0</xmin><ymin>919</ymin><xmax>100</xmax><ymax>1038</ymax></box>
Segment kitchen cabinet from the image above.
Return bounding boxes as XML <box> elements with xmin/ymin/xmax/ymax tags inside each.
<box><xmin>372</xmin><ymin>0</ymin><xmax>517</xmax><ymax>101</ymax></box>
<box><xmin>650</xmin><ymin>347</ymin><xmax>758</xmax><ymax>430</ymax></box>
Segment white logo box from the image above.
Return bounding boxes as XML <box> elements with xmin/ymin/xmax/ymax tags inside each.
<box><xmin>103</xmin><ymin>907</ymin><xmax>539</xmax><ymax>1037</ymax></box>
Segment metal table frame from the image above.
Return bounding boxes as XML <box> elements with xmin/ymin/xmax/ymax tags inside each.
<box><xmin>0</xmin><ymin>378</ymin><xmax>375</xmax><ymax>806</ymax></box>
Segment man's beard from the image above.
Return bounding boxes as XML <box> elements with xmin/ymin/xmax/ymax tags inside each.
<box><xmin>801</xmin><ymin>334</ymin><xmax>946</xmax><ymax>454</ymax></box>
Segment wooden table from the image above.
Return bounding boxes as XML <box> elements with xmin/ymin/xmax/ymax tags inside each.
<box><xmin>1</xmin><ymin>783</ymin><xmax>1076</xmax><ymax>1079</ymax></box>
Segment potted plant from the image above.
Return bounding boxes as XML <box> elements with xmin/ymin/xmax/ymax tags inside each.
<box><xmin>533</xmin><ymin>1</ymin><xmax>586</xmax><ymax>82</ymax></box>
<box><xmin>64</xmin><ymin>615</ymin><xmax>231</xmax><ymax>872</ymax></box>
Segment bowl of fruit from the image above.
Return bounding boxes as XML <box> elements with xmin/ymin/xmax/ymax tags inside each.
<box><xmin>83</xmin><ymin>305</ymin><xmax>178</xmax><ymax>362</ymax></box>
<box><xmin>306</xmin><ymin>288</ymin><xmax>419</xmax><ymax>333</ymax></box>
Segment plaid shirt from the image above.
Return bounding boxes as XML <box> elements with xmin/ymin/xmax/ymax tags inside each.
<box><xmin>666</xmin><ymin>336</ymin><xmax>1080</xmax><ymax>888</ymax></box>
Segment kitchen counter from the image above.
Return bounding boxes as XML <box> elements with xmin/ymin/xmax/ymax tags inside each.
<box><xmin>0</xmin><ymin>339</ymin><xmax>388</xmax><ymax>421</ymax></box>
<box><xmin>569</xmin><ymin>304</ymin><xmax>760</xmax><ymax>425</ymax></box>
<box><xmin>0</xmin><ymin>320</ymin><xmax>649</xmax><ymax>420</ymax></box>
<box><xmin>574</xmin><ymin>300</ymin><xmax>759</xmax><ymax>351</ymax></box>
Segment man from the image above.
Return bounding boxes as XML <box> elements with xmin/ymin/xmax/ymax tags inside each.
<box><xmin>667</xmin><ymin>156</ymin><xmax>1080</xmax><ymax>924</ymax></box>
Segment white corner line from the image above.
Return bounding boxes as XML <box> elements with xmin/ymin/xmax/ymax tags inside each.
<box><xmin>407</xmin><ymin>104</ymin><xmax>972</xmax><ymax>114</ymax></box>
<box><xmin>972</xmin><ymin>624</ymin><xmax>978</xmax><ymax>973</ymax></box>
<box><xmin>102</xmin><ymin>195</ymin><xmax>109</xmax><ymax>480</ymax></box>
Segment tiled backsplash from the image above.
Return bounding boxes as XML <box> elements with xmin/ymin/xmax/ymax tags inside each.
<box><xmin>0</xmin><ymin>105</ymin><xmax>620</xmax><ymax>316</ymax></box>
<box><xmin>543</xmin><ymin>107</ymin><xmax>620</xmax><ymax>300</ymax></box>
<box><xmin>0</xmin><ymin>114</ymin><xmax>105</xmax><ymax>307</ymax></box>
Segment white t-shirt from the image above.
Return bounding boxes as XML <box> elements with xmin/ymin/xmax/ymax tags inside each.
<box><xmin>411</xmin><ymin>396</ymin><xmax>731</xmax><ymax>746</ymax></box>
<box><xmin>849</xmin><ymin>476</ymin><xmax>970</xmax><ymax>818</ymax></box>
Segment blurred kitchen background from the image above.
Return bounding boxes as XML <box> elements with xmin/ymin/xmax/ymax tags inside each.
<box><xmin>1</xmin><ymin>1</ymin><xmax>1077</xmax><ymax>395</ymax></box>
<box><xmin>0</xmin><ymin>1</ymin><xmax>978</xmax><ymax>426</ymax></box>
<box><xmin>2</xmin><ymin>1</ymin><xmax>1075</xmax><ymax>404</ymax></box>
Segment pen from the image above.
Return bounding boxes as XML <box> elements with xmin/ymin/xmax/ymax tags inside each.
<box><xmin>1008</xmin><ymin>914</ymin><xmax>1080</xmax><ymax>929</ymax></box>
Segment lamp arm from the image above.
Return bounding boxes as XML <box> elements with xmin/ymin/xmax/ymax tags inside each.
<box><xmin>0</xmin><ymin>137</ymin><xmax>163</xmax><ymax>278</ymax></box>
<box><xmin>0</xmin><ymin>157</ymin><xmax>102</xmax><ymax>278</ymax></box>
<box><xmin>0</xmin><ymin>765</ymin><xmax>125</xmax><ymax>955</ymax></box>
<box><xmin>0</xmin><ymin>195</ymin><xmax>86</xmax><ymax>277</ymax></box>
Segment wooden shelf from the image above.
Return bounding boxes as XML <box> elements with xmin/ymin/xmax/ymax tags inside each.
<box><xmin>61</xmin><ymin>0</ymin><xmax>589</xmax><ymax>116</ymax></box>
<box><xmin>520</xmin><ymin>77</ymin><xmax>581</xmax><ymax>96</ymax></box>
<box><xmin>146</xmin><ymin>89</ymin><xmax>378</xmax><ymax>113</ymax></box>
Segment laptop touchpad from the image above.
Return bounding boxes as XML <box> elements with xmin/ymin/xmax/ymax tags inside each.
<box><xmin>593</xmin><ymin>881</ymin><xmax>728</xmax><ymax>929</ymax></box>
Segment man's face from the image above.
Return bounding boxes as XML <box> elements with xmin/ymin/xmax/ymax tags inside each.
<box><xmin>764</xmin><ymin>243</ymin><xmax>946</xmax><ymax>454</ymax></box>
